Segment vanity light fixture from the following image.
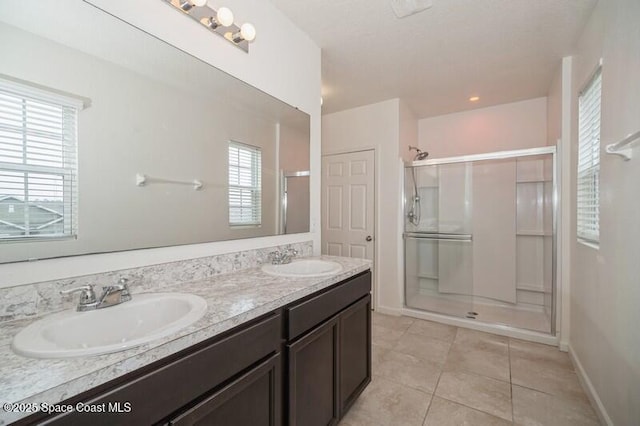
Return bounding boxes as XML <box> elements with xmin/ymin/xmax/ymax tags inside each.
<box><xmin>232</xmin><ymin>23</ymin><xmax>257</xmax><ymax>43</ymax></box>
<box><xmin>469</xmin><ymin>96</ymin><xmax>480</xmax><ymax>102</ymax></box>
<box><xmin>205</xmin><ymin>7</ymin><xmax>234</xmax><ymax>29</ymax></box>
<box><xmin>179</xmin><ymin>0</ymin><xmax>207</xmax><ymax>12</ymax></box>
<box><xmin>163</xmin><ymin>0</ymin><xmax>256</xmax><ymax>52</ymax></box>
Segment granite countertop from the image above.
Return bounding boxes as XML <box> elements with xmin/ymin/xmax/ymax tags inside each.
<box><xmin>0</xmin><ymin>255</ymin><xmax>371</xmax><ymax>425</ymax></box>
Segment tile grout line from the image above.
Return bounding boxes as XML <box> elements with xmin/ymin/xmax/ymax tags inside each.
<box><xmin>434</xmin><ymin>328</ymin><xmax>514</xmax><ymax>423</ymax></box>
<box><xmin>508</xmin><ymin>337</ymin><xmax>515</xmax><ymax>423</ymax></box>
<box><xmin>374</xmin><ymin>315</ymin><xmax>439</xmax><ymax>426</ymax></box>
<box><xmin>421</xmin><ymin>325</ymin><xmax>459</xmax><ymax>425</ymax></box>
<box><xmin>381</xmin><ymin>316</ymin><xmax>514</xmax><ymax>423</ymax></box>
<box><xmin>374</xmin><ymin>315</ymin><xmax>595</xmax><ymax>424</ymax></box>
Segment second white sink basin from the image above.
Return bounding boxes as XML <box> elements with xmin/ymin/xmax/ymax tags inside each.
<box><xmin>262</xmin><ymin>259</ymin><xmax>343</xmax><ymax>277</ymax></box>
<box><xmin>12</xmin><ymin>293</ymin><xmax>207</xmax><ymax>359</ymax></box>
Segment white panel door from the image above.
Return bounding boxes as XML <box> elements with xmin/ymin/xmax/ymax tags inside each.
<box><xmin>321</xmin><ymin>150</ymin><xmax>375</xmax><ymax>263</ymax></box>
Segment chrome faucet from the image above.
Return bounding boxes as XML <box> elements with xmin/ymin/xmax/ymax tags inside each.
<box><xmin>268</xmin><ymin>248</ymin><xmax>298</xmax><ymax>265</ymax></box>
<box><xmin>60</xmin><ymin>278</ymin><xmax>132</xmax><ymax>312</ymax></box>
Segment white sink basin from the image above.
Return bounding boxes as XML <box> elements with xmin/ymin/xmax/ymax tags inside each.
<box><xmin>12</xmin><ymin>293</ymin><xmax>207</xmax><ymax>359</ymax></box>
<box><xmin>262</xmin><ymin>259</ymin><xmax>343</xmax><ymax>277</ymax></box>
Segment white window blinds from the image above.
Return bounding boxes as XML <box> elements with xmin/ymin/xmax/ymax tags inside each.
<box><xmin>0</xmin><ymin>79</ymin><xmax>79</xmax><ymax>240</ymax></box>
<box><xmin>228</xmin><ymin>141</ymin><xmax>261</xmax><ymax>226</ymax></box>
<box><xmin>577</xmin><ymin>67</ymin><xmax>602</xmax><ymax>243</ymax></box>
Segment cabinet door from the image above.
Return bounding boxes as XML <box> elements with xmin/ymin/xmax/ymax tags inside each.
<box><xmin>287</xmin><ymin>317</ymin><xmax>339</xmax><ymax>426</ymax></box>
<box><xmin>169</xmin><ymin>353</ymin><xmax>281</xmax><ymax>426</ymax></box>
<box><xmin>339</xmin><ymin>294</ymin><xmax>371</xmax><ymax>416</ymax></box>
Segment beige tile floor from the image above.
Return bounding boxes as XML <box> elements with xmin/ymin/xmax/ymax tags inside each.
<box><xmin>340</xmin><ymin>312</ymin><xmax>600</xmax><ymax>426</ymax></box>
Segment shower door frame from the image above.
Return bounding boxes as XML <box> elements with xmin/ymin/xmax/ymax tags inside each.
<box><xmin>280</xmin><ymin>170</ymin><xmax>310</xmax><ymax>234</ymax></box>
<box><xmin>403</xmin><ymin>146</ymin><xmax>558</xmax><ymax>336</ymax></box>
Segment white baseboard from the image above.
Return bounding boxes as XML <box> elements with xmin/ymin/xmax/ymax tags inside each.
<box><xmin>568</xmin><ymin>344</ymin><xmax>613</xmax><ymax>426</ymax></box>
<box><xmin>374</xmin><ymin>305</ymin><xmax>403</xmax><ymax>316</ymax></box>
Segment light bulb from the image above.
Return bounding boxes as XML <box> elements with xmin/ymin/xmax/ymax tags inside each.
<box><xmin>192</xmin><ymin>0</ymin><xmax>207</xmax><ymax>6</ymax></box>
<box><xmin>240</xmin><ymin>23</ymin><xmax>256</xmax><ymax>42</ymax></box>
<box><xmin>217</xmin><ymin>7</ymin><xmax>234</xmax><ymax>27</ymax></box>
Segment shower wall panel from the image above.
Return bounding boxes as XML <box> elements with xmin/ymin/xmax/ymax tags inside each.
<box><xmin>471</xmin><ymin>160</ymin><xmax>517</xmax><ymax>303</ymax></box>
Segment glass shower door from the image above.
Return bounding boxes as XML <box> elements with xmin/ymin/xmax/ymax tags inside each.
<box><xmin>403</xmin><ymin>149</ymin><xmax>555</xmax><ymax>333</ymax></box>
<box><xmin>404</xmin><ymin>162</ymin><xmax>475</xmax><ymax>318</ymax></box>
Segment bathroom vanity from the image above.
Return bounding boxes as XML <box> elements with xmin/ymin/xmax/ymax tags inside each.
<box><xmin>2</xmin><ymin>258</ymin><xmax>371</xmax><ymax>426</ymax></box>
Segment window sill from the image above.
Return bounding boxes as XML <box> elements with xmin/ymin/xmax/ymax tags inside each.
<box><xmin>0</xmin><ymin>235</ymin><xmax>77</xmax><ymax>244</ymax></box>
<box><xmin>229</xmin><ymin>224</ymin><xmax>261</xmax><ymax>230</ymax></box>
<box><xmin>577</xmin><ymin>238</ymin><xmax>599</xmax><ymax>250</ymax></box>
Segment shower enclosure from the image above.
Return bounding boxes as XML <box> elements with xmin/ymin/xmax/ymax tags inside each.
<box><xmin>280</xmin><ymin>170</ymin><xmax>310</xmax><ymax>234</ymax></box>
<box><xmin>404</xmin><ymin>147</ymin><xmax>556</xmax><ymax>334</ymax></box>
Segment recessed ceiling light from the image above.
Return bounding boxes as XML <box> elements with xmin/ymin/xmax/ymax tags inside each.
<box><xmin>469</xmin><ymin>96</ymin><xmax>480</xmax><ymax>102</ymax></box>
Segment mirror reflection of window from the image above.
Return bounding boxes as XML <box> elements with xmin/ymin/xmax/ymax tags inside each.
<box><xmin>0</xmin><ymin>78</ymin><xmax>80</xmax><ymax>241</ymax></box>
<box><xmin>228</xmin><ymin>141</ymin><xmax>261</xmax><ymax>227</ymax></box>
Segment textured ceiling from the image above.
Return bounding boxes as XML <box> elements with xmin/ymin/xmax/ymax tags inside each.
<box><xmin>269</xmin><ymin>0</ymin><xmax>597</xmax><ymax>118</ymax></box>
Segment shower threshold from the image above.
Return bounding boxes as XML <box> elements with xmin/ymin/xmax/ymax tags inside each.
<box><xmin>406</xmin><ymin>293</ymin><xmax>551</xmax><ymax>333</ymax></box>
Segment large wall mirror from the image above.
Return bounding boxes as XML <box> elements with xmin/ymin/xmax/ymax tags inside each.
<box><xmin>0</xmin><ymin>1</ymin><xmax>310</xmax><ymax>264</ymax></box>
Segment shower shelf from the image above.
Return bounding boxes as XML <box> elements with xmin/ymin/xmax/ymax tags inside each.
<box><xmin>516</xmin><ymin>283</ymin><xmax>546</xmax><ymax>292</ymax></box>
<box><xmin>516</xmin><ymin>231</ymin><xmax>551</xmax><ymax>237</ymax></box>
<box><xmin>417</xmin><ymin>274</ymin><xmax>439</xmax><ymax>280</ymax></box>
<box><xmin>516</xmin><ymin>179</ymin><xmax>552</xmax><ymax>184</ymax></box>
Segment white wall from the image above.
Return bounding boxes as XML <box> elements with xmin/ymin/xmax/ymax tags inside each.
<box><xmin>322</xmin><ymin>99</ymin><xmax>405</xmax><ymax>312</ymax></box>
<box><xmin>0</xmin><ymin>0</ymin><xmax>321</xmax><ymax>287</ymax></box>
<box><xmin>399</xmin><ymin>100</ymin><xmax>419</xmax><ymax>162</ymax></box>
<box><xmin>418</xmin><ymin>97</ymin><xmax>548</xmax><ymax>158</ymax></box>
<box><xmin>569</xmin><ymin>0</ymin><xmax>640</xmax><ymax>424</ymax></box>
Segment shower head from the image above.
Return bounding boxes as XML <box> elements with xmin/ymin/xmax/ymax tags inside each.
<box><xmin>409</xmin><ymin>146</ymin><xmax>429</xmax><ymax>161</ymax></box>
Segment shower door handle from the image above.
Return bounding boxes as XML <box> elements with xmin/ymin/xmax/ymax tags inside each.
<box><xmin>366</xmin><ymin>235</ymin><xmax>373</xmax><ymax>242</ymax></box>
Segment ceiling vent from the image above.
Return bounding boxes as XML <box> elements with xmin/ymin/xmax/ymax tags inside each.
<box><xmin>390</xmin><ymin>0</ymin><xmax>433</xmax><ymax>18</ymax></box>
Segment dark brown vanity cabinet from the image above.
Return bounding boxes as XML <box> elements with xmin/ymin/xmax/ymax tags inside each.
<box><xmin>16</xmin><ymin>270</ymin><xmax>371</xmax><ymax>426</ymax></box>
<box><xmin>287</xmin><ymin>316</ymin><xmax>340</xmax><ymax>426</ymax></box>
<box><xmin>286</xmin><ymin>271</ymin><xmax>372</xmax><ymax>425</ymax></box>
<box><xmin>338</xmin><ymin>295</ymin><xmax>371</xmax><ymax>414</ymax></box>
<box><xmin>168</xmin><ymin>353</ymin><xmax>281</xmax><ymax>426</ymax></box>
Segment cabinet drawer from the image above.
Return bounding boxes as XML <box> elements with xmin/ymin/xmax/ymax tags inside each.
<box><xmin>40</xmin><ymin>313</ymin><xmax>281</xmax><ymax>426</ymax></box>
<box><xmin>286</xmin><ymin>270</ymin><xmax>370</xmax><ymax>340</ymax></box>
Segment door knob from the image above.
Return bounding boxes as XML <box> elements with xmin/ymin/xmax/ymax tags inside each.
<box><xmin>366</xmin><ymin>235</ymin><xmax>373</xmax><ymax>242</ymax></box>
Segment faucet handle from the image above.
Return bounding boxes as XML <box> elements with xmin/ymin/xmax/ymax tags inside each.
<box><xmin>117</xmin><ymin>277</ymin><xmax>131</xmax><ymax>298</ymax></box>
<box><xmin>115</xmin><ymin>277</ymin><xmax>129</xmax><ymax>289</ymax></box>
<box><xmin>103</xmin><ymin>277</ymin><xmax>131</xmax><ymax>297</ymax></box>
<box><xmin>60</xmin><ymin>285</ymin><xmax>97</xmax><ymax>305</ymax></box>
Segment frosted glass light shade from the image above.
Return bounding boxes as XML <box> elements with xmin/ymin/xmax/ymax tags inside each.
<box><xmin>240</xmin><ymin>23</ymin><xmax>256</xmax><ymax>42</ymax></box>
<box><xmin>217</xmin><ymin>7</ymin><xmax>234</xmax><ymax>27</ymax></box>
<box><xmin>192</xmin><ymin>0</ymin><xmax>207</xmax><ymax>7</ymax></box>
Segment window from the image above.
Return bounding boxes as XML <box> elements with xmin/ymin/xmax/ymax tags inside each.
<box><xmin>0</xmin><ymin>79</ymin><xmax>80</xmax><ymax>240</ymax></box>
<box><xmin>577</xmin><ymin>67</ymin><xmax>602</xmax><ymax>244</ymax></box>
<box><xmin>228</xmin><ymin>141</ymin><xmax>261</xmax><ymax>226</ymax></box>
